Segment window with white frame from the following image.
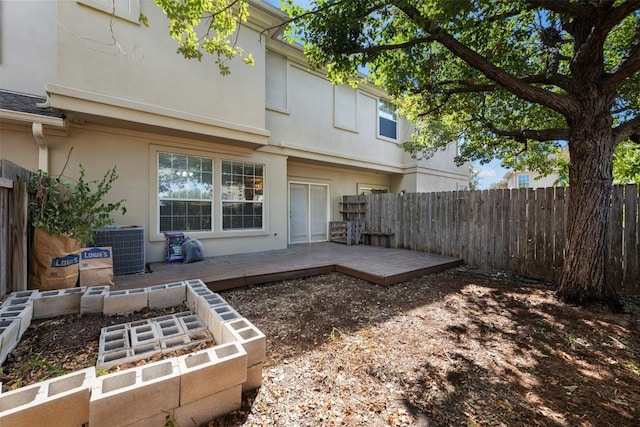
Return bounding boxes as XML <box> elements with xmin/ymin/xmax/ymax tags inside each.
<box><xmin>221</xmin><ymin>161</ymin><xmax>264</xmax><ymax>230</ymax></box>
<box><xmin>158</xmin><ymin>152</ymin><xmax>213</xmax><ymax>232</ymax></box>
<box><xmin>378</xmin><ymin>99</ymin><xmax>397</xmax><ymax>140</ymax></box>
<box><xmin>77</xmin><ymin>0</ymin><xmax>141</xmax><ymax>23</ymax></box>
<box><xmin>518</xmin><ymin>174</ymin><xmax>530</xmax><ymax>188</ymax></box>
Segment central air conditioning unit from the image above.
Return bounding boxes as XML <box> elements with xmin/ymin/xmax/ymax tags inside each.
<box><xmin>91</xmin><ymin>226</ymin><xmax>145</xmax><ymax>275</ymax></box>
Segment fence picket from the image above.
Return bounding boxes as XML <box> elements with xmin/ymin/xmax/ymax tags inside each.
<box><xmin>338</xmin><ymin>183</ymin><xmax>640</xmax><ymax>294</ymax></box>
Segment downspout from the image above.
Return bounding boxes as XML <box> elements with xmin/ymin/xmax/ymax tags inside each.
<box><xmin>32</xmin><ymin>122</ymin><xmax>49</xmax><ymax>173</ymax></box>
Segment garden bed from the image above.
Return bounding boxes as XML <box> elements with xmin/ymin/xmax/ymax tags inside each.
<box><xmin>2</xmin><ymin>269</ymin><xmax>639</xmax><ymax>426</ymax></box>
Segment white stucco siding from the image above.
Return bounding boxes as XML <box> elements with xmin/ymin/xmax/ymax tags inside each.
<box><xmin>0</xmin><ymin>0</ymin><xmax>57</xmax><ymax>95</ymax></box>
<box><xmin>55</xmin><ymin>0</ymin><xmax>266</xmax><ymax>130</ymax></box>
<box><xmin>266</xmin><ymin>63</ymin><xmax>410</xmax><ymax>169</ymax></box>
<box><xmin>2</xmin><ymin>121</ymin><xmax>289</xmax><ymax>263</ymax></box>
<box><xmin>0</xmin><ymin>125</ymin><xmax>41</xmax><ymax>171</ymax></box>
<box><xmin>287</xmin><ymin>161</ymin><xmax>392</xmax><ymax>220</ymax></box>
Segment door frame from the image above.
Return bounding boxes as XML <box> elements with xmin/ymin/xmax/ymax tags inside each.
<box><xmin>288</xmin><ymin>181</ymin><xmax>330</xmax><ymax>244</ymax></box>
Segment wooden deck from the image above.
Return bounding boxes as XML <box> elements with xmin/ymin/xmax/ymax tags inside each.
<box><xmin>112</xmin><ymin>243</ymin><xmax>463</xmax><ymax>292</ymax></box>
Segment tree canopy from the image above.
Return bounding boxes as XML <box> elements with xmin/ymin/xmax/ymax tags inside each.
<box><xmin>282</xmin><ymin>0</ymin><xmax>640</xmax><ymax>174</ymax></box>
<box><xmin>151</xmin><ymin>0</ymin><xmax>255</xmax><ymax>75</ymax></box>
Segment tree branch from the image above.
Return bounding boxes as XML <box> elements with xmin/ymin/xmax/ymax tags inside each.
<box><xmin>605</xmin><ymin>18</ymin><xmax>640</xmax><ymax>89</ymax></box>
<box><xmin>481</xmin><ymin>119</ymin><xmax>570</xmax><ymax>142</ymax></box>
<box><xmin>523</xmin><ymin>0</ymin><xmax>597</xmax><ymax>17</ymax></box>
<box><xmin>613</xmin><ymin>116</ymin><xmax>640</xmax><ymax>145</ymax></box>
<box><xmin>393</xmin><ymin>1</ymin><xmax>578</xmax><ymax>116</ymax></box>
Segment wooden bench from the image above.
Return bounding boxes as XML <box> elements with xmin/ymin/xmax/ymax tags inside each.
<box><xmin>361</xmin><ymin>231</ymin><xmax>394</xmax><ymax>248</ymax></box>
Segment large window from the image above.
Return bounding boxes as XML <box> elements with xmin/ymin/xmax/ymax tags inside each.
<box><xmin>378</xmin><ymin>99</ymin><xmax>397</xmax><ymax>140</ymax></box>
<box><xmin>158</xmin><ymin>153</ymin><xmax>213</xmax><ymax>232</ymax></box>
<box><xmin>518</xmin><ymin>174</ymin><xmax>530</xmax><ymax>188</ymax></box>
<box><xmin>221</xmin><ymin>161</ymin><xmax>264</xmax><ymax>230</ymax></box>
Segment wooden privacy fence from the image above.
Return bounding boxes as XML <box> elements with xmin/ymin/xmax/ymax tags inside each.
<box><xmin>343</xmin><ymin>186</ymin><xmax>640</xmax><ymax>294</ymax></box>
<box><xmin>0</xmin><ymin>159</ymin><xmax>32</xmax><ymax>295</ymax></box>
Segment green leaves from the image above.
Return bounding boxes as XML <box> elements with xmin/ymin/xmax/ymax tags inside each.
<box><xmin>281</xmin><ymin>0</ymin><xmax>640</xmax><ymax>175</ymax></box>
<box><xmin>153</xmin><ymin>0</ymin><xmax>252</xmax><ymax>74</ymax></box>
<box><xmin>28</xmin><ymin>166</ymin><xmax>127</xmax><ymax>245</ymax></box>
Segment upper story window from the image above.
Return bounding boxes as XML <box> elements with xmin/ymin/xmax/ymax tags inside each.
<box><xmin>518</xmin><ymin>174</ymin><xmax>530</xmax><ymax>188</ymax></box>
<box><xmin>77</xmin><ymin>0</ymin><xmax>141</xmax><ymax>24</ymax></box>
<box><xmin>158</xmin><ymin>153</ymin><xmax>213</xmax><ymax>232</ymax></box>
<box><xmin>221</xmin><ymin>161</ymin><xmax>264</xmax><ymax>230</ymax></box>
<box><xmin>378</xmin><ymin>99</ymin><xmax>397</xmax><ymax>140</ymax></box>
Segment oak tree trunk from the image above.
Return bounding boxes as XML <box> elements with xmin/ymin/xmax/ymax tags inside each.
<box><xmin>557</xmin><ymin>111</ymin><xmax>621</xmax><ymax>311</ymax></box>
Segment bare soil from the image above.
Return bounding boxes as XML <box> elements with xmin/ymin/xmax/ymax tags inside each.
<box><xmin>2</xmin><ymin>269</ymin><xmax>639</xmax><ymax>427</ymax></box>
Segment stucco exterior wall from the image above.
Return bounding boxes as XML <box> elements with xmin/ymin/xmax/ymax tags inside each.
<box><xmin>0</xmin><ymin>0</ymin><xmax>57</xmax><ymax>96</ymax></box>
<box><xmin>1</xmin><ymin>122</ymin><xmax>289</xmax><ymax>263</ymax></box>
<box><xmin>54</xmin><ymin>0</ymin><xmax>266</xmax><ymax>129</ymax></box>
<box><xmin>287</xmin><ymin>161</ymin><xmax>392</xmax><ymax>220</ymax></box>
<box><xmin>0</xmin><ymin>125</ymin><xmax>41</xmax><ymax>171</ymax></box>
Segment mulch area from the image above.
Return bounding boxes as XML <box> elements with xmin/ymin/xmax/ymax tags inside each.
<box><xmin>1</xmin><ymin>268</ymin><xmax>639</xmax><ymax>426</ymax></box>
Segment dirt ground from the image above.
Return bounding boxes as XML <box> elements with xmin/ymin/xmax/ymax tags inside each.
<box><xmin>1</xmin><ymin>268</ymin><xmax>639</xmax><ymax>427</ymax></box>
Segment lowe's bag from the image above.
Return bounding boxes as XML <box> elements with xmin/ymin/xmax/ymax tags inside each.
<box><xmin>29</xmin><ymin>228</ymin><xmax>81</xmax><ymax>290</ymax></box>
<box><xmin>79</xmin><ymin>247</ymin><xmax>114</xmax><ymax>287</ymax></box>
<box><xmin>182</xmin><ymin>237</ymin><xmax>204</xmax><ymax>264</ymax></box>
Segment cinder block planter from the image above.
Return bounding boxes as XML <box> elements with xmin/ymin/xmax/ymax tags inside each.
<box><xmin>176</xmin><ymin>342</ymin><xmax>247</xmax><ymax>405</ymax></box>
<box><xmin>103</xmin><ymin>288</ymin><xmax>148</xmax><ymax>315</ymax></box>
<box><xmin>221</xmin><ymin>318</ymin><xmax>266</xmax><ymax>367</ymax></box>
<box><xmin>147</xmin><ymin>282</ymin><xmax>186</xmax><ymax>309</ymax></box>
<box><xmin>1</xmin><ymin>290</ymin><xmax>38</xmax><ymax>309</ymax></box>
<box><xmin>244</xmin><ymin>362</ymin><xmax>264</xmax><ymax>391</ymax></box>
<box><xmin>186</xmin><ymin>282</ymin><xmax>214</xmax><ymax>312</ymax></box>
<box><xmin>206</xmin><ymin>304</ymin><xmax>242</xmax><ymax>343</ymax></box>
<box><xmin>195</xmin><ymin>293</ymin><xmax>228</xmax><ymax>324</ymax></box>
<box><xmin>173</xmin><ymin>384</ymin><xmax>242</xmax><ymax>427</ymax></box>
<box><xmin>0</xmin><ymin>302</ymin><xmax>33</xmax><ymax>339</ymax></box>
<box><xmin>0</xmin><ymin>367</ymin><xmax>94</xmax><ymax>427</ymax></box>
<box><xmin>80</xmin><ymin>286</ymin><xmax>109</xmax><ymax>315</ymax></box>
<box><xmin>0</xmin><ymin>318</ymin><xmax>21</xmax><ymax>365</ymax></box>
<box><xmin>0</xmin><ymin>278</ymin><xmax>266</xmax><ymax>425</ymax></box>
<box><xmin>89</xmin><ymin>358</ymin><xmax>180</xmax><ymax>427</ymax></box>
<box><xmin>32</xmin><ymin>287</ymin><xmax>86</xmax><ymax>319</ymax></box>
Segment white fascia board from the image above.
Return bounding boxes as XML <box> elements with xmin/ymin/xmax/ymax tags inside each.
<box><xmin>45</xmin><ymin>84</ymin><xmax>270</xmax><ymax>146</ymax></box>
<box><xmin>0</xmin><ymin>109</ymin><xmax>65</xmax><ymax>128</ymax></box>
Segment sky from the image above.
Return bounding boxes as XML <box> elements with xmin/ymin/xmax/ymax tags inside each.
<box><xmin>474</xmin><ymin>160</ymin><xmax>508</xmax><ymax>189</ymax></box>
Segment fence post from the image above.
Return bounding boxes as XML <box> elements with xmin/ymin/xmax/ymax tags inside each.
<box><xmin>11</xmin><ymin>180</ymin><xmax>28</xmax><ymax>292</ymax></box>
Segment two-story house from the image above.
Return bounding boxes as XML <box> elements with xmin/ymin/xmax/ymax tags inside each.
<box><xmin>0</xmin><ymin>0</ymin><xmax>469</xmax><ymax>263</ymax></box>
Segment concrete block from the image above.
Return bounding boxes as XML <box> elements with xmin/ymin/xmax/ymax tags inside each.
<box><xmin>0</xmin><ymin>302</ymin><xmax>33</xmax><ymax>339</ymax></box>
<box><xmin>185</xmin><ymin>280</ymin><xmax>211</xmax><ymax>311</ymax></box>
<box><xmin>130</xmin><ymin>323</ymin><xmax>158</xmax><ymax>347</ymax></box>
<box><xmin>178</xmin><ymin>313</ymin><xmax>208</xmax><ymax>335</ymax></box>
<box><xmin>90</xmin><ymin>358</ymin><xmax>180</xmax><ymax>427</ymax></box>
<box><xmin>1</xmin><ymin>290</ymin><xmax>38</xmax><ymax>309</ymax></box>
<box><xmin>173</xmin><ymin>384</ymin><xmax>242</xmax><ymax>427</ymax></box>
<box><xmin>103</xmin><ymin>288</ymin><xmax>148</xmax><ymax>315</ymax></box>
<box><xmin>176</xmin><ymin>342</ymin><xmax>247</xmax><ymax>405</ymax></box>
<box><xmin>0</xmin><ymin>367</ymin><xmax>94</xmax><ymax>427</ymax></box>
<box><xmin>244</xmin><ymin>362</ymin><xmax>264</xmax><ymax>392</ymax></box>
<box><xmin>221</xmin><ymin>319</ymin><xmax>266</xmax><ymax>366</ymax></box>
<box><xmin>195</xmin><ymin>293</ymin><xmax>227</xmax><ymax>324</ymax></box>
<box><xmin>160</xmin><ymin>335</ymin><xmax>192</xmax><ymax>354</ymax></box>
<box><xmin>148</xmin><ymin>281</ymin><xmax>186</xmax><ymax>309</ymax></box>
<box><xmin>96</xmin><ymin>349</ymin><xmax>134</xmax><ymax>370</ymax></box>
<box><xmin>99</xmin><ymin>327</ymin><xmax>130</xmax><ymax>354</ymax></box>
<box><xmin>0</xmin><ymin>318</ymin><xmax>21</xmax><ymax>365</ymax></box>
<box><xmin>122</xmin><ymin>412</ymin><xmax>173</xmax><ymax>427</ymax></box>
<box><xmin>154</xmin><ymin>316</ymin><xmax>185</xmax><ymax>339</ymax></box>
<box><xmin>80</xmin><ymin>286</ymin><xmax>109</xmax><ymax>314</ymax></box>
<box><xmin>206</xmin><ymin>305</ymin><xmax>242</xmax><ymax>343</ymax></box>
<box><xmin>32</xmin><ymin>287</ymin><xmax>86</xmax><ymax>319</ymax></box>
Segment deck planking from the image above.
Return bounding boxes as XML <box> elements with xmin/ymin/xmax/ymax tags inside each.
<box><xmin>112</xmin><ymin>242</ymin><xmax>463</xmax><ymax>291</ymax></box>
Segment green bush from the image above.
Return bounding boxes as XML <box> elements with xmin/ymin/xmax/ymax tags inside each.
<box><xmin>28</xmin><ymin>165</ymin><xmax>127</xmax><ymax>245</ymax></box>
